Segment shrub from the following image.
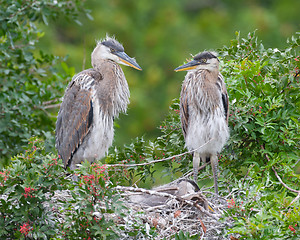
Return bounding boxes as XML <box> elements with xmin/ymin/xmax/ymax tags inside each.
<box><xmin>0</xmin><ymin>0</ymin><xmax>90</xmax><ymax>162</ymax></box>
<box><xmin>218</xmin><ymin>31</ymin><xmax>300</xmax><ymax>239</ymax></box>
<box><xmin>0</xmin><ymin>138</ymin><xmax>67</xmax><ymax>239</ymax></box>
<box><xmin>0</xmin><ymin>138</ymin><xmax>135</xmax><ymax>239</ymax></box>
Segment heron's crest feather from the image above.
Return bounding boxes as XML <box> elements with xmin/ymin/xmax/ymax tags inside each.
<box><xmin>97</xmin><ymin>34</ymin><xmax>124</xmax><ymax>52</ymax></box>
<box><xmin>193</xmin><ymin>51</ymin><xmax>218</xmax><ymax>61</ymax></box>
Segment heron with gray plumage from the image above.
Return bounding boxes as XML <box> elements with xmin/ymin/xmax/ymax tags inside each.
<box><xmin>55</xmin><ymin>36</ymin><xmax>142</xmax><ymax>173</ymax></box>
<box><xmin>174</xmin><ymin>51</ymin><xmax>229</xmax><ymax>194</ymax></box>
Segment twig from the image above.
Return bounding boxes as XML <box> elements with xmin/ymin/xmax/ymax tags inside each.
<box><xmin>185</xmin><ymin>162</ymin><xmax>210</xmax><ymax>178</ymax></box>
<box><xmin>43</xmin><ymin>103</ymin><xmax>61</xmax><ymax>109</ymax></box>
<box><xmin>272</xmin><ymin>167</ymin><xmax>300</xmax><ymax>205</ymax></box>
<box><xmin>241</xmin><ymin>163</ymin><xmax>254</xmax><ymax>186</ymax></box>
<box><xmin>292</xmin><ymin>158</ymin><xmax>300</xmax><ymax>169</ymax></box>
<box><xmin>107</xmin><ymin>139</ymin><xmax>213</xmax><ymax>168</ymax></box>
<box><xmin>290</xmin><ymin>193</ymin><xmax>300</xmax><ymax>206</ymax></box>
<box><xmin>182</xmin><ymin>169</ymin><xmax>193</xmax><ymax>178</ymax></box>
<box><xmin>42</xmin><ymin>98</ymin><xmax>61</xmax><ymax>106</ymax></box>
<box><xmin>42</xmin><ymin>98</ymin><xmax>62</xmax><ymax>109</ymax></box>
<box><xmin>201</xmin><ymin>190</ymin><xmax>227</xmax><ymax>201</ymax></box>
<box><xmin>145</xmin><ymin>205</ymin><xmax>166</xmax><ymax>212</ymax></box>
<box><xmin>261</xmin><ymin>145</ymin><xmax>300</xmax><ymax>205</ymax></box>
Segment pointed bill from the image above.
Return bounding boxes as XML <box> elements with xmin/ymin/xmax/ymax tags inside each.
<box><xmin>174</xmin><ymin>60</ymin><xmax>199</xmax><ymax>72</ymax></box>
<box><xmin>114</xmin><ymin>51</ymin><xmax>142</xmax><ymax>71</ymax></box>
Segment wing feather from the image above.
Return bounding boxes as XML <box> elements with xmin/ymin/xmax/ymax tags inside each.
<box><xmin>55</xmin><ymin>78</ymin><xmax>94</xmax><ymax>169</ymax></box>
<box><xmin>180</xmin><ymin>82</ymin><xmax>189</xmax><ymax>139</ymax></box>
<box><xmin>218</xmin><ymin>74</ymin><xmax>229</xmax><ymax>123</ymax></box>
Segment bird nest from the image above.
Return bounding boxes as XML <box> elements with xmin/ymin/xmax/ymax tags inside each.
<box><xmin>45</xmin><ymin>178</ymin><xmax>236</xmax><ymax>239</ymax></box>
<box><xmin>112</xmin><ymin>178</ymin><xmax>235</xmax><ymax>239</ymax></box>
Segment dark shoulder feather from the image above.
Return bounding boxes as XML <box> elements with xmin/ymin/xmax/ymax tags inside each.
<box><xmin>218</xmin><ymin>74</ymin><xmax>229</xmax><ymax>123</ymax></box>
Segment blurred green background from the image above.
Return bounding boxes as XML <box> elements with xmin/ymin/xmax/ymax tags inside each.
<box><xmin>37</xmin><ymin>0</ymin><xmax>299</xmax><ymax>147</ymax></box>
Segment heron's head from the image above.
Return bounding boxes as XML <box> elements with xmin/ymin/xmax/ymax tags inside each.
<box><xmin>91</xmin><ymin>36</ymin><xmax>142</xmax><ymax>70</ymax></box>
<box><xmin>174</xmin><ymin>51</ymin><xmax>219</xmax><ymax>72</ymax></box>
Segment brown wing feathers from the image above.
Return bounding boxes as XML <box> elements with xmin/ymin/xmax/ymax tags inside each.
<box><xmin>56</xmin><ymin>83</ymin><xmax>93</xmax><ymax>169</ymax></box>
<box><xmin>180</xmin><ymin>84</ymin><xmax>189</xmax><ymax>139</ymax></box>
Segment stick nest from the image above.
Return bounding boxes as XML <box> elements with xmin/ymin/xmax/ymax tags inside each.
<box><xmin>45</xmin><ymin>178</ymin><xmax>237</xmax><ymax>239</ymax></box>
<box><xmin>113</xmin><ymin>178</ymin><xmax>236</xmax><ymax>239</ymax></box>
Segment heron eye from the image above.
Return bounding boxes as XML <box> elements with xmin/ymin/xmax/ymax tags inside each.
<box><xmin>202</xmin><ymin>59</ymin><xmax>207</xmax><ymax>63</ymax></box>
<box><xmin>110</xmin><ymin>48</ymin><xmax>116</xmax><ymax>53</ymax></box>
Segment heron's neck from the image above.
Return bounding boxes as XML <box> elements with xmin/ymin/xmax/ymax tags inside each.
<box><xmin>93</xmin><ymin>60</ymin><xmax>130</xmax><ymax>116</ymax></box>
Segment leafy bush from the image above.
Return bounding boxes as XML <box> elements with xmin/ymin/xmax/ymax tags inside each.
<box><xmin>0</xmin><ymin>138</ymin><xmax>147</xmax><ymax>239</ymax></box>
<box><xmin>60</xmin><ymin>161</ymin><xmax>122</xmax><ymax>239</ymax></box>
<box><xmin>0</xmin><ymin>138</ymin><xmax>67</xmax><ymax>239</ymax></box>
<box><xmin>218</xmin><ymin>31</ymin><xmax>300</xmax><ymax>239</ymax></box>
<box><xmin>0</xmin><ymin>0</ymin><xmax>90</xmax><ymax>162</ymax></box>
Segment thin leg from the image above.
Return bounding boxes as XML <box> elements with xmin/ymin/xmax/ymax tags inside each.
<box><xmin>210</xmin><ymin>154</ymin><xmax>219</xmax><ymax>195</ymax></box>
<box><xmin>70</xmin><ymin>163</ymin><xmax>79</xmax><ymax>182</ymax></box>
<box><xmin>193</xmin><ymin>152</ymin><xmax>200</xmax><ymax>182</ymax></box>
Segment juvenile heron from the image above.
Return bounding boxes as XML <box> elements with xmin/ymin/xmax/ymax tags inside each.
<box><xmin>55</xmin><ymin>36</ymin><xmax>142</xmax><ymax>171</ymax></box>
<box><xmin>174</xmin><ymin>51</ymin><xmax>229</xmax><ymax>194</ymax></box>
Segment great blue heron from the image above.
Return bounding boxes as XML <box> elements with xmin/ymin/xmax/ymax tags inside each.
<box><xmin>55</xmin><ymin>36</ymin><xmax>142</xmax><ymax>172</ymax></box>
<box><xmin>174</xmin><ymin>51</ymin><xmax>229</xmax><ymax>194</ymax></box>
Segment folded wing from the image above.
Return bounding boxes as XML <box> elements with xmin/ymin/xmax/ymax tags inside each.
<box><xmin>55</xmin><ymin>77</ymin><xmax>94</xmax><ymax>169</ymax></box>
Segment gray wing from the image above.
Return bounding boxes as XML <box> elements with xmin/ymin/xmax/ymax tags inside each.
<box><xmin>219</xmin><ymin>73</ymin><xmax>229</xmax><ymax>123</ymax></box>
<box><xmin>55</xmin><ymin>77</ymin><xmax>93</xmax><ymax>169</ymax></box>
<box><xmin>180</xmin><ymin>82</ymin><xmax>189</xmax><ymax>139</ymax></box>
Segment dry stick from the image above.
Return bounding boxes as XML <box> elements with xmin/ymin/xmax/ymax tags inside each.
<box><xmin>115</xmin><ymin>185</ymin><xmax>219</xmax><ymax>220</ymax></box>
<box><xmin>42</xmin><ymin>98</ymin><xmax>61</xmax><ymax>106</ymax></box>
<box><xmin>185</xmin><ymin>162</ymin><xmax>210</xmax><ymax>178</ymax></box>
<box><xmin>241</xmin><ymin>163</ymin><xmax>255</xmax><ymax>187</ymax></box>
<box><xmin>261</xmin><ymin>145</ymin><xmax>300</xmax><ymax>205</ymax></box>
<box><xmin>43</xmin><ymin>103</ymin><xmax>61</xmax><ymax>109</ymax></box>
<box><xmin>107</xmin><ymin>139</ymin><xmax>214</xmax><ymax>168</ymax></box>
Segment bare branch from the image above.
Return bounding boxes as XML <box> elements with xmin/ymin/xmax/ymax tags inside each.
<box><xmin>261</xmin><ymin>145</ymin><xmax>300</xmax><ymax>205</ymax></box>
<box><xmin>271</xmin><ymin>165</ymin><xmax>299</xmax><ymax>193</ymax></box>
<box><xmin>184</xmin><ymin>162</ymin><xmax>210</xmax><ymax>178</ymax></box>
<box><xmin>290</xmin><ymin>192</ymin><xmax>300</xmax><ymax>205</ymax></box>
<box><xmin>42</xmin><ymin>98</ymin><xmax>62</xmax><ymax>106</ymax></box>
<box><xmin>107</xmin><ymin>139</ymin><xmax>214</xmax><ymax>168</ymax></box>
<box><xmin>43</xmin><ymin>103</ymin><xmax>61</xmax><ymax>109</ymax></box>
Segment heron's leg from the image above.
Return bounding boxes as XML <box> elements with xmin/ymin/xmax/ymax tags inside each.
<box><xmin>193</xmin><ymin>152</ymin><xmax>200</xmax><ymax>182</ymax></box>
<box><xmin>210</xmin><ymin>154</ymin><xmax>219</xmax><ymax>195</ymax></box>
<box><xmin>70</xmin><ymin>163</ymin><xmax>79</xmax><ymax>182</ymax></box>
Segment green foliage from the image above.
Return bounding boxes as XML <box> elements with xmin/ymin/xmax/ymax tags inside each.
<box><xmin>218</xmin><ymin>31</ymin><xmax>300</xmax><ymax>239</ymax></box>
<box><xmin>221</xmin><ymin>31</ymin><xmax>299</xmax><ymax>168</ymax></box>
<box><xmin>60</xmin><ymin>162</ymin><xmax>121</xmax><ymax>239</ymax></box>
<box><xmin>0</xmin><ymin>137</ymin><xmax>68</xmax><ymax>239</ymax></box>
<box><xmin>0</xmin><ymin>137</ymin><xmax>154</xmax><ymax>239</ymax></box>
<box><xmin>0</xmin><ymin>0</ymin><xmax>89</xmax><ymax>162</ymax></box>
<box><xmin>173</xmin><ymin>230</ymin><xmax>200</xmax><ymax>240</ymax></box>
